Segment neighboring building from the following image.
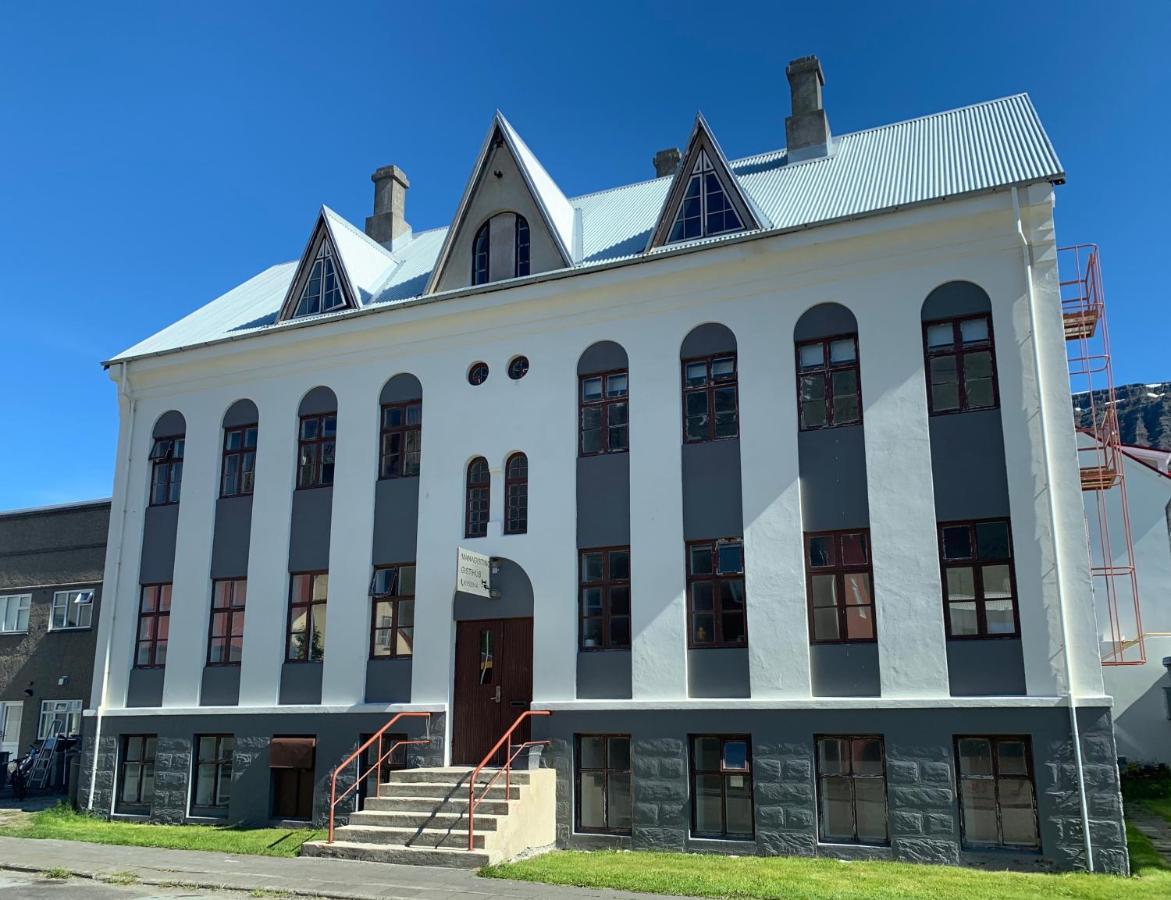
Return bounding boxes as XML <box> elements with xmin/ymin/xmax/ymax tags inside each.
<box><xmin>0</xmin><ymin>500</ymin><xmax>109</xmax><ymax>774</ymax></box>
<box><xmin>83</xmin><ymin>57</ymin><xmax>1128</xmax><ymax>872</ymax></box>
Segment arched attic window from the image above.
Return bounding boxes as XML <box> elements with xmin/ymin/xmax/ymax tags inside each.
<box><xmin>471</xmin><ymin>214</ymin><xmax>529</xmax><ymax>286</ymax></box>
<box><xmin>294</xmin><ymin>243</ymin><xmax>345</xmax><ymax>317</ymax></box>
<box><xmin>668</xmin><ymin>150</ymin><xmax>743</xmax><ymax>243</ymax></box>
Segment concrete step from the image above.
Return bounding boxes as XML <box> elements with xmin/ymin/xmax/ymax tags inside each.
<box><xmin>383</xmin><ymin>767</ymin><xmax>531</xmax><ymax>786</ymax></box>
<box><xmin>378</xmin><ymin>781</ymin><xmax>520</xmax><ymax>800</ymax></box>
<box><xmin>363</xmin><ymin>795</ymin><xmax>512</xmax><ymax>815</ymax></box>
<box><xmin>301</xmin><ymin>839</ymin><xmax>491</xmax><ymax>869</ymax></box>
<box><xmin>349</xmin><ymin>808</ymin><xmax>501</xmax><ymax>831</ymax></box>
<box><xmin>334</xmin><ymin>825</ymin><xmax>489</xmax><ymax>849</ymax></box>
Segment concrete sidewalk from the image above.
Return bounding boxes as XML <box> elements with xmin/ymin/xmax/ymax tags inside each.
<box><xmin>0</xmin><ymin>837</ymin><xmax>681</xmax><ymax>899</ymax></box>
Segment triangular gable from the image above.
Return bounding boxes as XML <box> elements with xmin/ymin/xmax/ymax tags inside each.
<box><xmin>646</xmin><ymin>114</ymin><xmax>766</xmax><ymax>251</ymax></box>
<box><xmin>424</xmin><ymin>112</ymin><xmax>575</xmax><ymax>294</ymax></box>
<box><xmin>277</xmin><ymin>208</ymin><xmax>397</xmax><ymax>322</ymax></box>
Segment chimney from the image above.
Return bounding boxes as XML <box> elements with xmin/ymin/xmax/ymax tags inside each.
<box><xmin>653</xmin><ymin>147</ymin><xmax>681</xmax><ymax>178</ymax></box>
<box><xmin>785</xmin><ymin>56</ymin><xmax>832</xmax><ymax>162</ymax></box>
<box><xmin>365</xmin><ymin>165</ymin><xmax>412</xmax><ymax>248</ymax></box>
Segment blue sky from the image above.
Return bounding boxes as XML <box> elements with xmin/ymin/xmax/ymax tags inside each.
<box><xmin>1</xmin><ymin>2</ymin><xmax>1167</xmax><ymax>511</ymax></box>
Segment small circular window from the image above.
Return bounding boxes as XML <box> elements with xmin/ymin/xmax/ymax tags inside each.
<box><xmin>468</xmin><ymin>362</ymin><xmax>489</xmax><ymax>385</ymax></box>
<box><xmin>508</xmin><ymin>356</ymin><xmax>530</xmax><ymax>380</ymax></box>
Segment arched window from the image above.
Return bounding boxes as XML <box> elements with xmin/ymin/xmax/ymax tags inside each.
<box><xmin>465</xmin><ymin>457</ymin><xmax>490</xmax><ymax>538</ymax></box>
<box><xmin>515</xmin><ymin>216</ymin><xmax>530</xmax><ymax>277</ymax></box>
<box><xmin>504</xmin><ymin>453</ymin><xmax>528</xmax><ymax>535</ymax></box>
<box><xmin>472</xmin><ymin>222</ymin><xmax>490</xmax><ymax>286</ymax></box>
<box><xmin>471</xmin><ymin>213</ymin><xmax>529</xmax><ymax>286</ymax></box>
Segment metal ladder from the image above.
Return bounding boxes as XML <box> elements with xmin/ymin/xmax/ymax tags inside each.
<box><xmin>26</xmin><ymin>736</ymin><xmax>58</xmax><ymax>790</ymax></box>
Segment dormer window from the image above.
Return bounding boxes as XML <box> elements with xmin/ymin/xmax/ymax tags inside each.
<box><xmin>471</xmin><ymin>213</ymin><xmax>530</xmax><ymax>286</ymax></box>
<box><xmin>293</xmin><ymin>244</ymin><xmax>345</xmax><ymax>317</ymax></box>
<box><xmin>668</xmin><ymin>150</ymin><xmax>743</xmax><ymax>243</ymax></box>
<box><xmin>472</xmin><ymin>222</ymin><xmax>490</xmax><ymax>286</ymax></box>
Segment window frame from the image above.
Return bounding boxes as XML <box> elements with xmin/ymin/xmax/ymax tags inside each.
<box><xmin>149</xmin><ymin>437</ymin><xmax>184</xmax><ymax>506</ymax></box>
<box><xmin>116</xmin><ymin>734</ymin><xmax>157</xmax><ymax>813</ymax></box>
<box><xmin>579</xmin><ymin>369</ymin><xmax>630</xmax><ymax>457</ymax></box>
<box><xmin>795</xmin><ymin>333</ymin><xmax>863</xmax><ymax>431</ymax></box>
<box><xmin>472</xmin><ymin>220</ymin><xmax>490</xmax><ymax>285</ymax></box>
<box><xmin>207</xmin><ymin>578</ymin><xmax>247</xmax><ymax>666</ymax></box>
<box><xmin>0</xmin><ymin>593</ymin><xmax>32</xmax><ymax>634</ymax></box>
<box><xmin>369</xmin><ymin>563</ymin><xmax>416</xmax><ymax>660</ymax></box>
<box><xmin>134</xmin><ymin>584</ymin><xmax>171</xmax><ymax>669</ymax></box>
<box><xmin>954</xmin><ymin>735</ymin><xmax>1040</xmax><ymax>852</ymax></box>
<box><xmin>378</xmin><ymin>401</ymin><xmax>422</xmax><ymax>480</ymax></box>
<box><xmin>296</xmin><ymin>412</ymin><xmax>336</xmax><ymax>490</ymax></box>
<box><xmin>814</xmin><ymin>734</ymin><xmax>890</xmax><ymax>846</ymax></box>
<box><xmin>286</xmin><ymin>572</ymin><xmax>328</xmax><ymax>663</ymax></box>
<box><xmin>220</xmin><ymin>424</ymin><xmax>258</xmax><ymax>498</ymax></box>
<box><xmin>293</xmin><ymin>243</ymin><xmax>346</xmax><ymax>317</ymax></box>
<box><xmin>514</xmin><ymin>215</ymin><xmax>530</xmax><ymax>278</ymax></box>
<box><xmin>681</xmin><ymin>354</ymin><xmax>739</xmax><ymax>444</ymax></box>
<box><xmin>465</xmin><ymin>457</ymin><xmax>490</xmax><ymax>539</ymax></box>
<box><xmin>191</xmin><ymin>734</ymin><xmax>235</xmax><ymax>816</ymax></box>
<box><xmin>689</xmin><ymin>734</ymin><xmax>754</xmax><ymax>840</ymax></box>
<box><xmin>686</xmin><ymin>538</ymin><xmax>747</xmax><ymax>649</ymax></box>
<box><xmin>578</xmin><ymin>546</ymin><xmax>632</xmax><ymax>651</ymax></box>
<box><xmin>938</xmin><ymin>519</ymin><xmax>1020</xmax><ymax>640</ymax></box>
<box><xmin>574</xmin><ymin>734</ymin><xmax>632</xmax><ymax>835</ymax></box>
<box><xmin>49</xmin><ymin>589</ymin><xmax>95</xmax><ymax>631</ymax></box>
<box><xmin>804</xmin><ymin>530</ymin><xmax>877</xmax><ymax>645</ymax></box>
<box><xmin>504</xmin><ymin>452</ymin><xmax>528</xmax><ymax>535</ymax></box>
<box><xmin>37</xmin><ymin>699</ymin><xmax>82</xmax><ymax>740</ymax></box>
<box><xmin>923</xmin><ymin>314</ymin><xmax>1000</xmax><ymax>415</ymax></box>
<box><xmin>667</xmin><ymin>150</ymin><xmax>744</xmax><ymax>243</ymax></box>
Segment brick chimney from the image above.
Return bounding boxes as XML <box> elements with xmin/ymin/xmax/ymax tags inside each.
<box><xmin>365</xmin><ymin>165</ymin><xmax>412</xmax><ymax>248</ymax></box>
<box><xmin>653</xmin><ymin>147</ymin><xmax>681</xmax><ymax>178</ymax></box>
<box><xmin>785</xmin><ymin>56</ymin><xmax>832</xmax><ymax>162</ymax></box>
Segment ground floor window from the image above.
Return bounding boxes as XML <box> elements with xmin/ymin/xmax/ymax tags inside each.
<box><xmin>815</xmin><ymin>735</ymin><xmax>889</xmax><ymax>845</ymax></box>
<box><xmin>116</xmin><ymin>734</ymin><xmax>157</xmax><ymax>814</ymax></box>
<box><xmin>690</xmin><ymin>735</ymin><xmax>753</xmax><ymax>839</ymax></box>
<box><xmin>956</xmin><ymin>735</ymin><xmax>1040</xmax><ymax>850</ymax></box>
<box><xmin>37</xmin><ymin>700</ymin><xmax>82</xmax><ymax>739</ymax></box>
<box><xmin>575</xmin><ymin>735</ymin><xmax>632</xmax><ymax>834</ymax></box>
<box><xmin>191</xmin><ymin>734</ymin><xmax>234</xmax><ymax>817</ymax></box>
<box><xmin>270</xmin><ymin>736</ymin><xmax>316</xmax><ymax>820</ymax></box>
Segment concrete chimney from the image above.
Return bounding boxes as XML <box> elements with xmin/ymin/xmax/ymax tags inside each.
<box><xmin>365</xmin><ymin>165</ymin><xmax>411</xmax><ymax>248</ymax></box>
<box><xmin>653</xmin><ymin>147</ymin><xmax>681</xmax><ymax>178</ymax></box>
<box><xmin>785</xmin><ymin>56</ymin><xmax>832</xmax><ymax>162</ymax></box>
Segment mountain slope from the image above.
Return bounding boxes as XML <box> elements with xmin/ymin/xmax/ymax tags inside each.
<box><xmin>1073</xmin><ymin>382</ymin><xmax>1171</xmax><ymax>450</ymax></box>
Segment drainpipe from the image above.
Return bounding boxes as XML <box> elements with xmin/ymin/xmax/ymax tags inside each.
<box><xmin>87</xmin><ymin>361</ymin><xmax>135</xmax><ymax>811</ymax></box>
<box><xmin>1012</xmin><ymin>186</ymin><xmax>1094</xmax><ymax>872</ymax></box>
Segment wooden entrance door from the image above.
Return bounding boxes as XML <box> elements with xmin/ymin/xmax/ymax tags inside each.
<box><xmin>452</xmin><ymin>618</ymin><xmax>533</xmax><ymax>766</ymax></box>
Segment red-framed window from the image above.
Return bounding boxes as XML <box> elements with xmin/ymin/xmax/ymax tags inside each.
<box><xmin>939</xmin><ymin>519</ymin><xmax>1018</xmax><ymax>638</ymax></box>
<box><xmin>221</xmin><ymin>425</ymin><xmax>257</xmax><ymax>497</ymax></box>
<box><xmin>379</xmin><ymin>402</ymin><xmax>421</xmax><ymax>479</ymax></box>
<box><xmin>287</xmin><ymin>572</ymin><xmax>327</xmax><ymax>662</ymax></box>
<box><xmin>575</xmin><ymin>734</ymin><xmax>632</xmax><ymax>834</ymax></box>
<box><xmin>191</xmin><ymin>734</ymin><xmax>234</xmax><ymax>815</ymax></box>
<box><xmin>686</xmin><ymin>538</ymin><xmax>747</xmax><ymax>648</ymax></box>
<box><xmin>805</xmin><ymin>530</ymin><xmax>876</xmax><ymax>644</ymax></box>
<box><xmin>815</xmin><ymin>735</ymin><xmax>889</xmax><ymax>845</ymax></box>
<box><xmin>116</xmin><ymin>734</ymin><xmax>157</xmax><ymax>813</ymax></box>
<box><xmin>796</xmin><ymin>335</ymin><xmax>861</xmax><ymax>430</ymax></box>
<box><xmin>370</xmin><ymin>564</ymin><xmax>415</xmax><ymax>658</ymax></box>
<box><xmin>134</xmin><ymin>584</ymin><xmax>171</xmax><ymax>668</ymax></box>
<box><xmin>297</xmin><ymin>413</ymin><xmax>336</xmax><ymax>489</ymax></box>
<box><xmin>207</xmin><ymin>578</ymin><xmax>246</xmax><ymax>666</ymax></box>
<box><xmin>504</xmin><ymin>453</ymin><xmax>528</xmax><ymax>535</ymax></box>
<box><xmin>690</xmin><ymin>735</ymin><xmax>753</xmax><ymax>839</ymax></box>
<box><xmin>149</xmin><ymin>437</ymin><xmax>184</xmax><ymax>506</ymax></box>
<box><xmin>955</xmin><ymin>736</ymin><xmax>1040</xmax><ymax>850</ymax></box>
<box><xmin>682</xmin><ymin>354</ymin><xmax>738</xmax><ymax>443</ymax></box>
<box><xmin>579</xmin><ymin>547</ymin><xmax>631</xmax><ymax>651</ymax></box>
<box><xmin>580</xmin><ymin>370</ymin><xmax>629</xmax><ymax>456</ymax></box>
<box><xmin>924</xmin><ymin>315</ymin><xmax>998</xmax><ymax>414</ymax></box>
<box><xmin>465</xmin><ymin>457</ymin><xmax>490</xmax><ymax>538</ymax></box>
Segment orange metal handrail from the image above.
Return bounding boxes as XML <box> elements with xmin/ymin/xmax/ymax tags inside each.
<box><xmin>467</xmin><ymin>709</ymin><xmax>552</xmax><ymax>851</ymax></box>
<box><xmin>327</xmin><ymin>711</ymin><xmax>432</xmax><ymax>843</ymax></box>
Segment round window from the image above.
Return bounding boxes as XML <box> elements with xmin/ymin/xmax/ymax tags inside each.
<box><xmin>508</xmin><ymin>356</ymin><xmax>530</xmax><ymax>380</ymax></box>
<box><xmin>468</xmin><ymin>362</ymin><xmax>489</xmax><ymax>385</ymax></box>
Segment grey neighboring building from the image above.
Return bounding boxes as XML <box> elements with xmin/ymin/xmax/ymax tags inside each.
<box><xmin>0</xmin><ymin>500</ymin><xmax>109</xmax><ymax>770</ymax></box>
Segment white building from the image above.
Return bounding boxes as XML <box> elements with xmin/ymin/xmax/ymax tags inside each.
<box><xmin>83</xmin><ymin>57</ymin><xmax>1127</xmax><ymax>872</ymax></box>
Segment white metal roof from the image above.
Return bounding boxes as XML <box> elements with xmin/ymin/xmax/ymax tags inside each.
<box><xmin>109</xmin><ymin>93</ymin><xmax>1063</xmax><ymax>364</ymax></box>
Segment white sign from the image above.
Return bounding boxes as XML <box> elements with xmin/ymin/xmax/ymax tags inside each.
<box><xmin>457</xmin><ymin>547</ymin><xmax>492</xmax><ymax>598</ymax></box>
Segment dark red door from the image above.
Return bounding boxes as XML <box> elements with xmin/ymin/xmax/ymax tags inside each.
<box><xmin>452</xmin><ymin>618</ymin><xmax>533</xmax><ymax>766</ymax></box>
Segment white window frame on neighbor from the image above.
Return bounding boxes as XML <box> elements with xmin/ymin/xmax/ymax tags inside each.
<box><xmin>0</xmin><ymin>594</ymin><xmax>31</xmax><ymax>634</ymax></box>
<box><xmin>38</xmin><ymin>699</ymin><xmax>82</xmax><ymax>740</ymax></box>
<box><xmin>50</xmin><ymin>589</ymin><xmax>95</xmax><ymax>631</ymax></box>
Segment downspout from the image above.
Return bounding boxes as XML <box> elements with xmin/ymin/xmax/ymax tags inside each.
<box><xmin>1012</xmin><ymin>186</ymin><xmax>1094</xmax><ymax>871</ymax></box>
<box><xmin>87</xmin><ymin>361</ymin><xmax>135</xmax><ymax>811</ymax></box>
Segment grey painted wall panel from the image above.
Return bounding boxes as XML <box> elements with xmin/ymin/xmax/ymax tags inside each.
<box><xmin>576</xmin><ymin>651</ymin><xmax>632</xmax><ymax>699</ymax></box>
<box><xmin>794</xmin><ymin>302</ymin><xmax>858</xmax><ymax>342</ymax></box>
<box><xmin>222</xmin><ymin>399</ymin><xmax>259</xmax><ymax>428</ymax></box>
<box><xmin>681</xmin><ymin>323</ymin><xmax>736</xmax><ymax>358</ymax></box>
<box><xmin>364</xmin><ymin>658</ymin><xmax>412</xmax><ymax>703</ymax></box>
<box><xmin>200</xmin><ymin>666</ymin><xmax>241</xmax><ymax>706</ymax></box>
<box><xmin>139</xmin><ymin>504</ymin><xmax>179</xmax><ymax>585</ymax></box>
<box><xmin>576</xmin><ymin>454</ymin><xmax>631</xmax><ymax>548</ymax></box>
<box><xmin>687</xmin><ymin>647</ymin><xmax>750</xmax><ymax>698</ymax></box>
<box><xmin>288</xmin><ymin>488</ymin><xmax>333</xmax><ymax>572</ymax></box>
<box><xmin>279</xmin><ymin>662</ymin><xmax>323</xmax><ymax>705</ymax></box>
<box><xmin>152</xmin><ymin>411</ymin><xmax>186</xmax><ymax>438</ymax></box>
<box><xmin>797</xmin><ymin>426</ymin><xmax>870</xmax><ymax>532</ymax></box>
<box><xmin>682</xmin><ymin>439</ymin><xmax>743</xmax><ymax>540</ymax></box>
<box><xmin>946</xmin><ymin>639</ymin><xmax>1026</xmax><ymax>696</ymax></box>
<box><xmin>379</xmin><ymin>373</ymin><xmax>423</xmax><ymax>404</ymax></box>
<box><xmin>298</xmin><ymin>387</ymin><xmax>337</xmax><ymax>417</ymax></box>
<box><xmin>453</xmin><ymin>558</ymin><xmax>533</xmax><ymax>620</ymax></box>
<box><xmin>810</xmin><ymin>642</ymin><xmax>881</xmax><ymax>696</ymax></box>
<box><xmin>372</xmin><ymin>478</ymin><xmax>420</xmax><ymax>566</ymax></box>
<box><xmin>921</xmin><ymin>281</ymin><xmax>993</xmax><ymax>321</ymax></box>
<box><xmin>125</xmin><ymin>667</ymin><xmax>164</xmax><ymax>708</ymax></box>
<box><xmin>211</xmin><ymin>496</ymin><xmax>253</xmax><ymax>579</ymax></box>
<box><xmin>928</xmin><ymin>411</ymin><xmax>1012</xmax><ymax>521</ymax></box>
<box><xmin>578</xmin><ymin>341</ymin><xmax>628</xmax><ymax>375</ymax></box>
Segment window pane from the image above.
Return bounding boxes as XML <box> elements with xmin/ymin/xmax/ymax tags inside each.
<box><xmin>582</xmin><ymin>587</ymin><xmax>603</xmax><ymax>616</ymax></box>
<box><xmin>694</xmin><ymin>736</ymin><xmax>721</xmax><ymax>772</ymax></box>
<box><xmin>582</xmin><ymin>552</ymin><xmax>604</xmax><ymax>583</ymax></box>
<box><xmin>958</xmin><ymin>738</ymin><xmax>993</xmax><ymax>776</ymax></box>
<box><xmin>692</xmin><ymin>614</ymin><xmax>714</xmax><ymax>644</ymax></box>
<box><xmin>713</xmin><ymin>388</ymin><xmax>738</xmax><ymax>437</ymax></box>
<box><xmin>814</xmin><ymin>607</ymin><xmax>840</xmax><ymax>641</ymax></box>
<box><xmin>607</xmin><ymin>374</ymin><xmax>628</xmax><ymax>397</ymax></box>
<box><xmin>691</xmin><ymin>582</ymin><xmax>714</xmax><ymax>611</ymax></box>
<box><xmin>725</xmin><ymin>779</ymin><xmax>753</xmax><ymax>836</ymax></box>
<box><xmin>984</xmin><ymin>598</ymin><xmax>1015</xmax><ymax>635</ymax></box>
<box><xmin>580</xmin><ymin>735</ymin><xmax>607</xmax><ymax>769</ymax></box>
<box><xmin>711</xmin><ymin>357</ymin><xmax>735</xmax><ymax>381</ymax></box>
<box><xmin>843</xmin><ymin>573</ymin><xmax>871</xmax><ymax>607</ymax></box>
<box><xmin>841</xmin><ymin>533</ymin><xmax>868</xmax><ymax>566</ymax></box>
<box><xmin>685</xmin><ymin>362</ymin><xmax>708</xmax><ymax>387</ymax></box>
<box><xmin>854</xmin><ymin>778</ymin><xmax>888</xmax><ymax>844</ymax></box>
<box><xmin>976</xmin><ymin>522</ymin><xmax>1011</xmax><ymax>559</ymax></box>
<box><xmin>810</xmin><ymin>574</ymin><xmax>837</xmax><ymax>608</ymax></box>
<box><xmin>694</xmin><ymin>774</ymin><xmax>724</xmax><ymax>834</ymax></box>
<box><xmin>926</xmin><ymin>322</ymin><xmax>954</xmax><ymax>348</ymax></box>
<box><xmin>609</xmin><ymin>586</ymin><xmax>630</xmax><ymax>615</ymax></box>
<box><xmin>942</xmin><ymin>526</ymin><xmax>973</xmax><ymax>560</ymax></box>
<box><xmin>582</xmin><ymin>618</ymin><xmax>603</xmax><ymax>648</ymax></box>
<box><xmin>608</xmin><ymin>772</ymin><xmax>632</xmax><ymax>830</ymax></box>
<box><xmin>820</xmin><ymin>776</ymin><xmax>854</xmax><ymax>841</ymax></box>
<box><xmin>948</xmin><ymin>601</ymin><xmax>979</xmax><ymax>636</ymax></box>
<box><xmin>798</xmin><ymin>343</ymin><xmax>824</xmax><ymax>370</ymax></box>
<box><xmin>686</xmin><ymin>389</ymin><xmax>708</xmax><ymax>415</ymax></box>
<box><xmin>690</xmin><ymin>545</ymin><xmax>713</xmax><ymax>575</ymax></box>
<box><xmin>609</xmin><ymin>737</ymin><xmax>631</xmax><ymax>771</ymax></box>
<box><xmin>579</xmin><ymin>771</ymin><xmax>606</xmax><ymax>830</ymax></box>
<box><xmin>723</xmin><ymin>740</ymin><xmax>749</xmax><ymax>771</ymax></box>
<box><xmin>716</xmin><ymin>542</ymin><xmax>744</xmax><ymax>575</ymax></box>
<box><xmin>983</xmin><ymin>565</ymin><xmax>1012</xmax><ymax>599</ymax></box>
<box><xmin>960</xmin><ymin>779</ymin><xmax>999</xmax><ymax>845</ymax></box>
<box><xmin>946</xmin><ymin>567</ymin><xmax>976</xmax><ymax>600</ymax></box>
<box><xmin>960</xmin><ymin>317</ymin><xmax>989</xmax><ymax>344</ymax></box>
<box><xmin>808</xmin><ymin>536</ymin><xmax>834</xmax><ymax>568</ymax></box>
<box><xmin>829</xmin><ymin>338</ymin><xmax>857</xmax><ymax>364</ymax></box>
<box><xmin>930</xmin><ymin>357</ymin><xmax>959</xmax><ymax>410</ymax></box>
<box><xmin>845</xmin><ymin>605</ymin><xmax>874</xmax><ymax>640</ymax></box>
<box><xmin>852</xmin><ymin>738</ymin><xmax>883</xmax><ymax>776</ymax></box>
<box><xmin>609</xmin><ymin>550</ymin><xmax>630</xmax><ymax>581</ymax></box>
<box><xmin>818</xmin><ymin>738</ymin><xmax>847</xmax><ymax>776</ymax></box>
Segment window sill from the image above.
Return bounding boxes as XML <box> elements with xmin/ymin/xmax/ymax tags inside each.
<box><xmin>817</xmin><ymin>840</ymin><xmax>891</xmax><ymax>850</ymax></box>
<box><xmin>688</xmin><ymin>644</ymin><xmax>749</xmax><ymax>651</ymax></box>
<box><xmin>283</xmin><ymin>659</ymin><xmax>324</xmax><ymax>665</ymax></box>
<box><xmin>688</xmin><ymin>834</ymin><xmax>755</xmax><ymax>844</ymax></box>
<box><xmin>295</xmin><ymin>485</ymin><xmax>333</xmax><ymax>492</ymax></box>
<box><xmin>219</xmin><ymin>492</ymin><xmax>254</xmax><ymax>500</ymax></box>
<box><xmin>578</xmin><ymin>449</ymin><xmax>630</xmax><ymax>459</ymax></box>
<box><xmin>578</xmin><ymin>646</ymin><xmax>632</xmax><ymax>653</ymax></box>
<box><xmin>0</xmin><ymin>631</ymin><xmax>30</xmax><ymax>637</ymax></box>
<box><xmin>204</xmin><ymin>662</ymin><xmax>242</xmax><ymax>668</ymax></box>
<box><xmin>369</xmin><ymin>655</ymin><xmax>413</xmax><ymax>662</ymax></box>
<box><xmin>928</xmin><ymin>406</ymin><xmax>1000</xmax><ymax>418</ymax></box>
<box><xmin>148</xmin><ymin>502</ymin><xmax>179</xmax><ymax>508</ymax></box>
<box><xmin>132</xmin><ymin>665</ymin><xmax>165</xmax><ymax>671</ymax></box>
<box><xmin>377</xmin><ymin>474</ymin><xmax>420</xmax><ymax>482</ymax></box>
<box><xmin>682</xmin><ymin>435</ymin><xmax>739</xmax><ymax>446</ymax></box>
<box><xmin>945</xmin><ymin>634</ymin><xmax>1021</xmax><ymax>642</ymax></box>
<box><xmin>48</xmin><ymin>627</ymin><xmax>92</xmax><ymax>633</ymax></box>
<box><xmin>809</xmin><ymin>639</ymin><xmax>878</xmax><ymax>646</ymax></box>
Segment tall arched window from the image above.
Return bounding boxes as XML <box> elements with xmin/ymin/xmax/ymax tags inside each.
<box><xmin>514</xmin><ymin>216</ymin><xmax>529</xmax><ymax>277</ymax></box>
<box><xmin>472</xmin><ymin>223</ymin><xmax>490</xmax><ymax>286</ymax></box>
<box><xmin>465</xmin><ymin>457</ymin><xmax>490</xmax><ymax>538</ymax></box>
<box><xmin>471</xmin><ymin>213</ymin><xmax>529</xmax><ymax>286</ymax></box>
<box><xmin>504</xmin><ymin>453</ymin><xmax>528</xmax><ymax>535</ymax></box>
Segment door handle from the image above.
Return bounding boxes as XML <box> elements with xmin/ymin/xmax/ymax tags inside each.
<box><xmin>494</xmin><ymin>685</ymin><xmax>502</xmax><ymax>704</ymax></box>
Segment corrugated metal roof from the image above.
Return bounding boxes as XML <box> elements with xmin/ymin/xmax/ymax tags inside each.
<box><xmin>110</xmin><ymin>94</ymin><xmax>1062</xmax><ymax>363</ymax></box>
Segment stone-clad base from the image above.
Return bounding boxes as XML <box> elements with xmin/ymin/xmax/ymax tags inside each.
<box><xmin>78</xmin><ymin>711</ymin><xmax>444</xmax><ymax>828</ymax></box>
<box><xmin>533</xmin><ymin>705</ymin><xmax>1128</xmax><ymax>875</ymax></box>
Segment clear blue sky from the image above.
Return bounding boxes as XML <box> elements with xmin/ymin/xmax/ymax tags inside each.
<box><xmin>1</xmin><ymin>2</ymin><xmax>1167</xmax><ymax>511</ymax></box>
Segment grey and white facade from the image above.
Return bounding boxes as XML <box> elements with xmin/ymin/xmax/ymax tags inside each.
<box><xmin>85</xmin><ymin>59</ymin><xmax>1127</xmax><ymax>872</ymax></box>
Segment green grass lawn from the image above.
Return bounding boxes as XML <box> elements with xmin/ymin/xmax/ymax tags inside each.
<box><xmin>483</xmin><ymin>825</ymin><xmax>1170</xmax><ymax>899</ymax></box>
<box><xmin>0</xmin><ymin>804</ymin><xmax>322</xmax><ymax>858</ymax></box>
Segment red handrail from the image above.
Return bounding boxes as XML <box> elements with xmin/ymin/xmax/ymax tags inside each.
<box><xmin>327</xmin><ymin>711</ymin><xmax>432</xmax><ymax>843</ymax></box>
<box><xmin>468</xmin><ymin>709</ymin><xmax>552</xmax><ymax>851</ymax></box>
